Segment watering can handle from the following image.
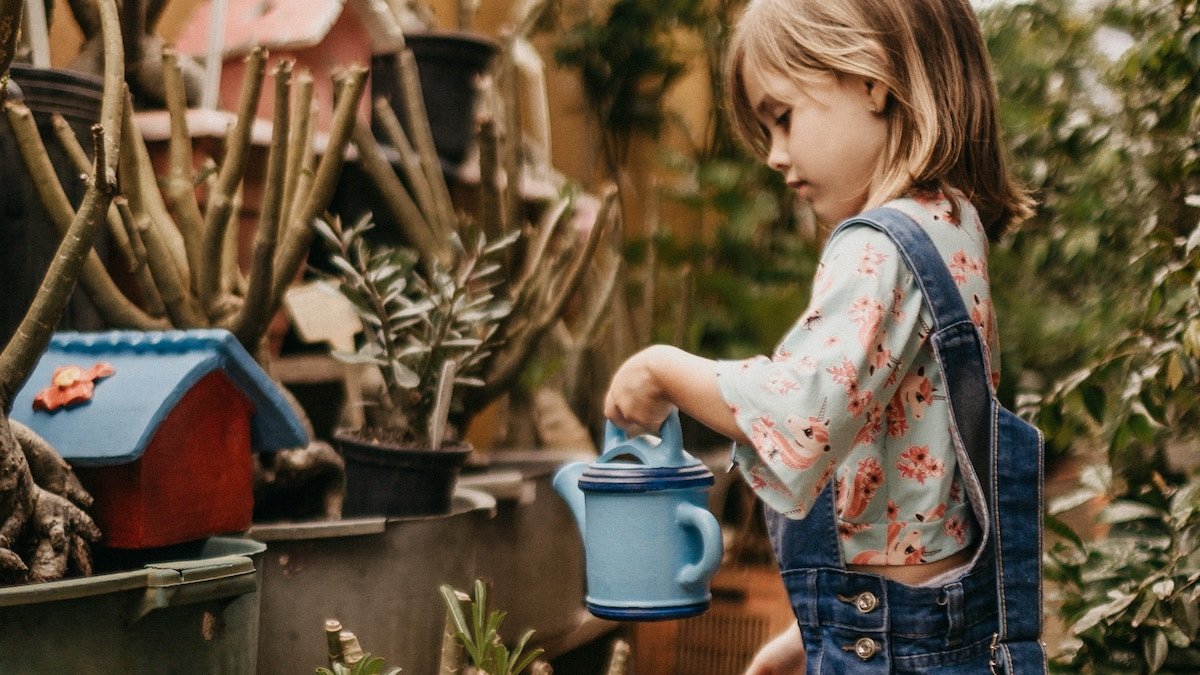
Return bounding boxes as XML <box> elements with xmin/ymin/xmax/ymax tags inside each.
<box><xmin>599</xmin><ymin>409</ymin><xmax>688</xmax><ymax>467</ymax></box>
<box><xmin>675</xmin><ymin>502</ymin><xmax>723</xmax><ymax>585</ymax></box>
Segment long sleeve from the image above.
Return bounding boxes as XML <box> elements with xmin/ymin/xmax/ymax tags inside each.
<box><xmin>715</xmin><ymin>226</ymin><xmax>929</xmax><ymax>518</ymax></box>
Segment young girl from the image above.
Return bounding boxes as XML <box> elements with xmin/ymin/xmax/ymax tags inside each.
<box><xmin>604</xmin><ymin>0</ymin><xmax>1045</xmax><ymax>672</ymax></box>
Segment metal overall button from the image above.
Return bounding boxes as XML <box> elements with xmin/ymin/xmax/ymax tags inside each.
<box><xmin>842</xmin><ymin>636</ymin><xmax>880</xmax><ymax>660</ymax></box>
<box><xmin>836</xmin><ymin>591</ymin><xmax>879</xmax><ymax>613</ymax></box>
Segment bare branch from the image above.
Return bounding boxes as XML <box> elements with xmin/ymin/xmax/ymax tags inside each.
<box><xmin>373</xmin><ymin>96</ymin><xmax>437</xmax><ymax>226</ymax></box>
<box><xmin>120</xmin><ymin>86</ymin><xmax>191</xmax><ymax>286</ymax></box>
<box><xmin>5</xmin><ymin>103</ymin><xmax>163</xmax><ymax>330</ymax></box>
<box><xmin>477</xmin><ymin>116</ymin><xmax>504</xmax><ymax>241</ymax></box>
<box><xmin>162</xmin><ymin>47</ymin><xmax>205</xmax><ymax>284</ymax></box>
<box><xmin>229</xmin><ymin>59</ymin><xmax>293</xmax><ymax>348</ymax></box>
<box><xmin>0</xmin><ymin>125</ymin><xmax>119</xmax><ymax>410</ymax></box>
<box><xmin>280</xmin><ymin>68</ymin><xmax>313</xmax><ymax>231</ymax></box>
<box><xmin>352</xmin><ymin>121</ymin><xmax>449</xmax><ymax>267</ymax></box>
<box><xmin>50</xmin><ymin>112</ymin><xmax>137</xmax><ymax>271</ymax></box>
<box><xmin>200</xmin><ymin>46</ymin><xmax>267</xmax><ymax>309</ymax></box>
<box><xmin>270</xmin><ymin>65</ymin><xmax>368</xmax><ymax>310</ymax></box>
<box><xmin>396</xmin><ymin>50</ymin><xmax>456</xmax><ymax>235</ymax></box>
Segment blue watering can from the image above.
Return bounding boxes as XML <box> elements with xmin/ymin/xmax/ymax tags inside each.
<box><xmin>553</xmin><ymin>410</ymin><xmax>723</xmax><ymax>620</ymax></box>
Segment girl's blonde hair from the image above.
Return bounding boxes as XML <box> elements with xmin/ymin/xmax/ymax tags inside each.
<box><xmin>726</xmin><ymin>0</ymin><xmax>1034</xmax><ymax>238</ymax></box>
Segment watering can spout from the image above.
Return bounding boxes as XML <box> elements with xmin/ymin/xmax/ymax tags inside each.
<box><xmin>553</xmin><ymin>462</ymin><xmax>588</xmax><ymax>537</ymax></box>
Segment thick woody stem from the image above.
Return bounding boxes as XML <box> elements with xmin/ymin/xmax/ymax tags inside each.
<box><xmin>352</xmin><ymin>121</ymin><xmax>447</xmax><ymax>266</ymax></box>
<box><xmin>200</xmin><ymin>46</ymin><xmax>266</xmax><ymax>310</ymax></box>
<box><xmin>162</xmin><ymin>48</ymin><xmax>205</xmax><ymax>285</ymax></box>
<box><xmin>373</xmin><ymin>96</ymin><xmax>437</xmax><ymax>226</ymax></box>
<box><xmin>477</xmin><ymin>116</ymin><xmax>504</xmax><ymax>241</ymax></box>
<box><xmin>396</xmin><ymin>50</ymin><xmax>456</xmax><ymax>236</ymax></box>
<box><xmin>120</xmin><ymin>86</ymin><xmax>191</xmax><ymax>286</ymax></box>
<box><xmin>113</xmin><ymin>196</ymin><xmax>166</xmax><ymax>317</ymax></box>
<box><xmin>50</xmin><ymin>112</ymin><xmax>137</xmax><ymax>273</ymax></box>
<box><xmin>119</xmin><ymin>90</ymin><xmax>204</xmax><ymax>327</ymax></box>
<box><xmin>270</xmin><ymin>65</ymin><xmax>368</xmax><ymax>310</ymax></box>
<box><xmin>0</xmin><ymin>126</ymin><xmax>118</xmax><ymax>410</ymax></box>
<box><xmin>228</xmin><ymin>60</ymin><xmax>293</xmax><ymax>348</ymax></box>
<box><xmin>5</xmin><ymin>104</ymin><xmax>163</xmax><ymax>331</ymax></box>
<box><xmin>280</xmin><ymin>69</ymin><xmax>313</xmax><ymax>232</ymax></box>
<box><xmin>482</xmin><ymin>185</ymin><xmax>617</xmax><ymax>399</ymax></box>
<box><xmin>497</xmin><ymin>37</ymin><xmax>524</xmax><ymax>242</ymax></box>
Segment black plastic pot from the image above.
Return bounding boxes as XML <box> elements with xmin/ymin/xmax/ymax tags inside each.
<box><xmin>335</xmin><ymin>429</ymin><xmax>472</xmax><ymax>517</ymax></box>
<box><xmin>371</xmin><ymin>31</ymin><xmax>499</xmax><ymax>170</ymax></box>
<box><xmin>0</xmin><ymin>65</ymin><xmax>108</xmax><ymax>345</ymax></box>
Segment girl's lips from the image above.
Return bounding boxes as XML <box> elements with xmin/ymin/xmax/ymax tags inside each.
<box><xmin>789</xmin><ymin>181</ymin><xmax>811</xmax><ymax>198</ymax></box>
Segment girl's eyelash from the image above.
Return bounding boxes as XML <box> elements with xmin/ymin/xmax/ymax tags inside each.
<box><xmin>775</xmin><ymin>110</ymin><xmax>791</xmax><ymax>128</ymax></box>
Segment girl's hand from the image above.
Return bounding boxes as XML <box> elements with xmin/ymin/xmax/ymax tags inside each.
<box><xmin>604</xmin><ymin>346</ymin><xmax>675</xmax><ymax>433</ymax></box>
<box><xmin>745</xmin><ymin>624</ymin><xmax>806</xmax><ymax>675</ymax></box>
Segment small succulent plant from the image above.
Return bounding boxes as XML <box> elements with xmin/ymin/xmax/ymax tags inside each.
<box><xmin>315</xmin><ymin>215</ymin><xmax>516</xmax><ymax>447</ymax></box>
<box><xmin>440</xmin><ymin>579</ymin><xmax>545</xmax><ymax>675</ymax></box>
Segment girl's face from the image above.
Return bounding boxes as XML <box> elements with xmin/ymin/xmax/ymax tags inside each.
<box><xmin>742</xmin><ymin>63</ymin><xmax>889</xmax><ymax>227</ymax></box>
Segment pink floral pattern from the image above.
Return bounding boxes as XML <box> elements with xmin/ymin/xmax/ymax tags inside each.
<box><xmin>715</xmin><ymin>193</ymin><xmax>995</xmax><ymax>564</ymax></box>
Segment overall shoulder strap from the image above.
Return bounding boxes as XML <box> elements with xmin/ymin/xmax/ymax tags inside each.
<box><xmin>830</xmin><ymin>206</ymin><xmax>995</xmax><ymax>535</ymax></box>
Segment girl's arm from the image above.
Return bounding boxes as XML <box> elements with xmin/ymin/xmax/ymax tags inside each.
<box><xmin>606</xmin><ymin>226</ymin><xmax>928</xmax><ymax>519</ymax></box>
<box><xmin>604</xmin><ymin>344</ymin><xmax>750</xmax><ymax>445</ymax></box>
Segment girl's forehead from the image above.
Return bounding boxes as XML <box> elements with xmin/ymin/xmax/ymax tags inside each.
<box><xmin>741</xmin><ymin>60</ymin><xmax>829</xmax><ymax>106</ymax></box>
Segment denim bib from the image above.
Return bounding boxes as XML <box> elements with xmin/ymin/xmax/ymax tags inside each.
<box><xmin>766</xmin><ymin>207</ymin><xmax>1046</xmax><ymax>673</ymax></box>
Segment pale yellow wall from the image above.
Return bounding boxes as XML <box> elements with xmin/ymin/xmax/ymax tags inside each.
<box><xmin>48</xmin><ymin>0</ymin><xmax>714</xmax><ymax>238</ymax></box>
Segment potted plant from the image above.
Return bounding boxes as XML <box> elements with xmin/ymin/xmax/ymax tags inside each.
<box><xmin>314</xmin><ymin>214</ymin><xmax>517</xmax><ymax>517</ymax></box>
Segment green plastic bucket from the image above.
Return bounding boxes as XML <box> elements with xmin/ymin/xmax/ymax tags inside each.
<box><xmin>0</xmin><ymin>537</ymin><xmax>266</xmax><ymax>673</ymax></box>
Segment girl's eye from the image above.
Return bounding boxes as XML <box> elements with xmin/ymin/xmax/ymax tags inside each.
<box><xmin>774</xmin><ymin>110</ymin><xmax>791</xmax><ymax>129</ymax></box>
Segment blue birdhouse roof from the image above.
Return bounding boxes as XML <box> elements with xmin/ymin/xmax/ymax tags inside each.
<box><xmin>10</xmin><ymin>329</ymin><xmax>309</xmax><ymax>467</ymax></box>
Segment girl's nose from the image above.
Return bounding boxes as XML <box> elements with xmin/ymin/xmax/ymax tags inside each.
<box><xmin>766</xmin><ymin>133</ymin><xmax>790</xmax><ymax>173</ymax></box>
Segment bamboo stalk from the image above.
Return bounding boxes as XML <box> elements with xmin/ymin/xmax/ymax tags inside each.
<box><xmin>269</xmin><ymin>65</ymin><xmax>368</xmax><ymax>311</ymax></box>
<box><xmin>161</xmin><ymin>48</ymin><xmax>205</xmax><ymax>286</ymax></box>
<box><xmin>199</xmin><ymin>46</ymin><xmax>266</xmax><ymax>309</ymax></box>
<box><xmin>229</xmin><ymin>59</ymin><xmax>293</xmax><ymax>347</ymax></box>
<box><xmin>5</xmin><ymin>103</ymin><xmax>165</xmax><ymax>330</ymax></box>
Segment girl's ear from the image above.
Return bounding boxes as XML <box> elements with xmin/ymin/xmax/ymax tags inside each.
<box><xmin>865</xmin><ymin>79</ymin><xmax>889</xmax><ymax>115</ymax></box>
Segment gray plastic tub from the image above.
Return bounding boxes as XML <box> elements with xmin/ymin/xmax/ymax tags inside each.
<box><xmin>0</xmin><ymin>537</ymin><xmax>266</xmax><ymax>673</ymax></box>
<box><xmin>249</xmin><ymin>487</ymin><xmax>496</xmax><ymax>674</ymax></box>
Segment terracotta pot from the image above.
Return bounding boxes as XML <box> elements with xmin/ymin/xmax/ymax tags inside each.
<box><xmin>335</xmin><ymin>428</ymin><xmax>471</xmax><ymax>517</ymax></box>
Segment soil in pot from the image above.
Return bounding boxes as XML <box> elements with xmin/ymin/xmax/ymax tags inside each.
<box><xmin>335</xmin><ymin>429</ymin><xmax>472</xmax><ymax>518</ymax></box>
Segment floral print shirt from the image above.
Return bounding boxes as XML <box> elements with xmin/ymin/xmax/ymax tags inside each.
<box><xmin>715</xmin><ymin>192</ymin><xmax>999</xmax><ymax>565</ymax></box>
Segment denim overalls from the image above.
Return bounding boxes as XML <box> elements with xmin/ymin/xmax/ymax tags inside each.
<box><xmin>765</xmin><ymin>207</ymin><xmax>1046</xmax><ymax>673</ymax></box>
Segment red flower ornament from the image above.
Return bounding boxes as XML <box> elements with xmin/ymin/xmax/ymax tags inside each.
<box><xmin>33</xmin><ymin>363</ymin><xmax>116</xmax><ymax>412</ymax></box>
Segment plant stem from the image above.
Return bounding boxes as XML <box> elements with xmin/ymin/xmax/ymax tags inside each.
<box><xmin>200</xmin><ymin>46</ymin><xmax>266</xmax><ymax>310</ymax></box>
<box><xmin>229</xmin><ymin>59</ymin><xmax>293</xmax><ymax>347</ymax></box>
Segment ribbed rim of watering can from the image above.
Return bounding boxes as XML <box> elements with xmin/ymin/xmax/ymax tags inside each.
<box><xmin>577</xmin><ymin>463</ymin><xmax>714</xmax><ymax>493</ymax></box>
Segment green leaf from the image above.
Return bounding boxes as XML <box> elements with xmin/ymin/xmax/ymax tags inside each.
<box><xmin>1102</xmin><ymin>500</ymin><xmax>1164</xmax><ymax>524</ymax></box>
<box><xmin>389</xmin><ymin>361</ymin><xmax>420</xmax><ymax>389</ymax></box>
<box><xmin>1144</xmin><ymin>630</ymin><xmax>1168</xmax><ymax>672</ymax></box>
